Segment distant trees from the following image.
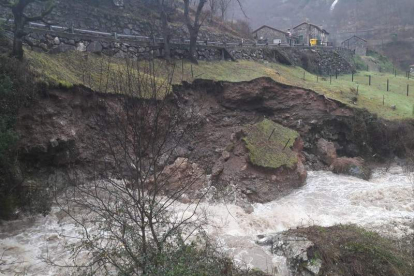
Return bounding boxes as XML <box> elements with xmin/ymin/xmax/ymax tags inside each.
<box><xmin>0</xmin><ymin>0</ymin><xmax>55</xmax><ymax>59</ymax></box>
<box><xmin>218</xmin><ymin>0</ymin><xmax>232</xmax><ymax>21</ymax></box>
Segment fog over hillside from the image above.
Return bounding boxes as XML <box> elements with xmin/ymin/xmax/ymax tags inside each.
<box><xmin>229</xmin><ymin>0</ymin><xmax>414</xmax><ymax>67</ymax></box>
<box><xmin>233</xmin><ymin>0</ymin><xmax>414</xmax><ymax>42</ymax></box>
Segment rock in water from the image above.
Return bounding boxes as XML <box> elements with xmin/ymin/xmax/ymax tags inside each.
<box><xmin>316</xmin><ymin>138</ymin><xmax>337</xmax><ymax>165</ymax></box>
<box><xmin>330</xmin><ymin>157</ymin><xmax>371</xmax><ymax>180</ymax></box>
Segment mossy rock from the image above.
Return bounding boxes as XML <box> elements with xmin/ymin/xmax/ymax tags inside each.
<box><xmin>243</xmin><ymin>119</ymin><xmax>299</xmax><ymax>170</ymax></box>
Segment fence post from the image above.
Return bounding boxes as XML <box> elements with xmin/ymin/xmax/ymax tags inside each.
<box><xmin>369</xmin><ymin>75</ymin><xmax>371</xmax><ymax>86</ymax></box>
<box><xmin>387</xmin><ymin>79</ymin><xmax>389</xmax><ymax>91</ymax></box>
<box><xmin>352</xmin><ymin>72</ymin><xmax>354</xmax><ymax>82</ymax></box>
<box><xmin>71</xmin><ymin>23</ymin><xmax>74</xmax><ymax>34</ymax></box>
<box><xmin>383</xmin><ymin>95</ymin><xmax>385</xmax><ymax>105</ymax></box>
<box><xmin>408</xmin><ymin>84</ymin><xmax>410</xmax><ymax>97</ymax></box>
<box><xmin>335</xmin><ymin>70</ymin><xmax>338</xmax><ymax>79</ymax></box>
<box><xmin>303</xmin><ymin>71</ymin><xmax>305</xmax><ymax>81</ymax></box>
<box><xmin>317</xmin><ymin>75</ymin><xmax>318</xmax><ymax>82</ymax></box>
<box><xmin>114</xmin><ymin>32</ymin><xmax>118</xmax><ymax>40</ymax></box>
<box><xmin>330</xmin><ymin>75</ymin><xmax>332</xmax><ymax>84</ymax></box>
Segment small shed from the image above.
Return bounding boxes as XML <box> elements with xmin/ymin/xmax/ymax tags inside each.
<box><xmin>341</xmin><ymin>35</ymin><xmax>367</xmax><ymax>56</ymax></box>
<box><xmin>252</xmin><ymin>25</ymin><xmax>292</xmax><ymax>45</ymax></box>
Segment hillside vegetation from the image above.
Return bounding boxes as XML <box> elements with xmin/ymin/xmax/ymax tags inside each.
<box><xmin>26</xmin><ymin>50</ymin><xmax>414</xmax><ymax>120</ymax></box>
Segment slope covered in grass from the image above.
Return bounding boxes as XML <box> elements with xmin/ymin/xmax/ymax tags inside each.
<box><xmin>25</xmin><ymin>50</ymin><xmax>414</xmax><ymax>120</ymax></box>
<box><xmin>243</xmin><ymin>119</ymin><xmax>299</xmax><ymax>170</ymax></box>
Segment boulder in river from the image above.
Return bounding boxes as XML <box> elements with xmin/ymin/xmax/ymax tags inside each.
<box><xmin>316</xmin><ymin>138</ymin><xmax>337</xmax><ymax>165</ymax></box>
<box><xmin>330</xmin><ymin>157</ymin><xmax>371</xmax><ymax>180</ymax></box>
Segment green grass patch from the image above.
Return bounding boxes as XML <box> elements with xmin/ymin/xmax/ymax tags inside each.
<box><xmin>25</xmin><ymin>50</ymin><xmax>171</xmax><ymax>98</ymax></box>
<box><xmin>291</xmin><ymin>225</ymin><xmax>413</xmax><ymax>276</ymax></box>
<box><xmin>243</xmin><ymin>119</ymin><xmax>299</xmax><ymax>170</ymax></box>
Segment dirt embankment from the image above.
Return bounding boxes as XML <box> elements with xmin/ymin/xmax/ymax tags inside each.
<box><xmin>16</xmin><ymin>77</ymin><xmax>414</xmax><ymax>204</ymax></box>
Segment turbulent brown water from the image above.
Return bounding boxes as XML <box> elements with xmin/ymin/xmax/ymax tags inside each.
<box><xmin>0</xmin><ymin>166</ymin><xmax>413</xmax><ymax>275</ymax></box>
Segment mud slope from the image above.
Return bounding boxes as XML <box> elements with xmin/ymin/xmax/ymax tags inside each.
<box><xmin>16</xmin><ymin>78</ymin><xmax>412</xmax><ymax>204</ymax></box>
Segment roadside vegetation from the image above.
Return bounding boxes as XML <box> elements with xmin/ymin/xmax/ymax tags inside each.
<box><xmin>25</xmin><ymin>49</ymin><xmax>414</xmax><ymax>120</ymax></box>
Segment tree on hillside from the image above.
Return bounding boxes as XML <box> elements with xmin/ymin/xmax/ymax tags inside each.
<box><xmin>183</xmin><ymin>0</ymin><xmax>207</xmax><ymax>63</ymax></box>
<box><xmin>218</xmin><ymin>0</ymin><xmax>231</xmax><ymax>21</ymax></box>
<box><xmin>0</xmin><ymin>0</ymin><xmax>55</xmax><ymax>60</ymax></box>
<box><xmin>157</xmin><ymin>0</ymin><xmax>175</xmax><ymax>61</ymax></box>
<box><xmin>208</xmin><ymin>0</ymin><xmax>218</xmax><ymax>22</ymax></box>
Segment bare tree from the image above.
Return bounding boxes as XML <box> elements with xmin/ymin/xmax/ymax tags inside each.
<box><xmin>46</xmin><ymin>58</ymin><xmax>215</xmax><ymax>274</ymax></box>
<box><xmin>218</xmin><ymin>0</ymin><xmax>231</xmax><ymax>21</ymax></box>
<box><xmin>0</xmin><ymin>0</ymin><xmax>55</xmax><ymax>59</ymax></box>
<box><xmin>183</xmin><ymin>0</ymin><xmax>207</xmax><ymax>63</ymax></box>
<box><xmin>208</xmin><ymin>0</ymin><xmax>218</xmax><ymax>22</ymax></box>
<box><xmin>157</xmin><ymin>0</ymin><xmax>175</xmax><ymax>61</ymax></box>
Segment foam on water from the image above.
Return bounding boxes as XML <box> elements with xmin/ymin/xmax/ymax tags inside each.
<box><xmin>1</xmin><ymin>166</ymin><xmax>413</xmax><ymax>275</ymax></box>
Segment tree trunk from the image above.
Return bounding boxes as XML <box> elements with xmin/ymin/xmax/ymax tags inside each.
<box><xmin>11</xmin><ymin>10</ymin><xmax>25</xmax><ymax>60</ymax></box>
<box><xmin>160</xmin><ymin>11</ymin><xmax>171</xmax><ymax>61</ymax></box>
<box><xmin>188</xmin><ymin>31</ymin><xmax>198</xmax><ymax>64</ymax></box>
<box><xmin>12</xmin><ymin>36</ymin><xmax>24</xmax><ymax>60</ymax></box>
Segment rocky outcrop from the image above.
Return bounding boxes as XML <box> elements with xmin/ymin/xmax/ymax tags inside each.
<box><xmin>256</xmin><ymin>233</ymin><xmax>322</xmax><ymax>276</ymax></box>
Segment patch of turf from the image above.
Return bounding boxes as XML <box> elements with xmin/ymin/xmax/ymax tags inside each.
<box><xmin>290</xmin><ymin>225</ymin><xmax>414</xmax><ymax>276</ymax></box>
<box><xmin>243</xmin><ymin>119</ymin><xmax>299</xmax><ymax>170</ymax></box>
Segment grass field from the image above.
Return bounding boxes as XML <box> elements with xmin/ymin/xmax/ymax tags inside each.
<box><xmin>25</xmin><ymin>50</ymin><xmax>414</xmax><ymax>120</ymax></box>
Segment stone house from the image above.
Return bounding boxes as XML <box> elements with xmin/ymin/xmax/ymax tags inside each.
<box><xmin>252</xmin><ymin>25</ymin><xmax>298</xmax><ymax>45</ymax></box>
<box><xmin>341</xmin><ymin>35</ymin><xmax>367</xmax><ymax>56</ymax></box>
<box><xmin>292</xmin><ymin>22</ymin><xmax>329</xmax><ymax>46</ymax></box>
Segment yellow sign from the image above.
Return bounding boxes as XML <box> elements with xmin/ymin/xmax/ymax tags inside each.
<box><xmin>310</xmin><ymin>39</ymin><xmax>318</xmax><ymax>46</ymax></box>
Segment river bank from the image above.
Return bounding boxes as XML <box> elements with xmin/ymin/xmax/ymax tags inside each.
<box><xmin>1</xmin><ymin>166</ymin><xmax>412</xmax><ymax>275</ymax></box>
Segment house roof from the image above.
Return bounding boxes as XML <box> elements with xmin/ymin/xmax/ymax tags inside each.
<box><xmin>341</xmin><ymin>35</ymin><xmax>367</xmax><ymax>44</ymax></box>
<box><xmin>252</xmin><ymin>25</ymin><xmax>289</xmax><ymax>35</ymax></box>
<box><xmin>292</xmin><ymin>22</ymin><xmax>330</xmax><ymax>34</ymax></box>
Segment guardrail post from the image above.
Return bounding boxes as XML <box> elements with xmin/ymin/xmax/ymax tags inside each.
<box><xmin>114</xmin><ymin>32</ymin><xmax>118</xmax><ymax>40</ymax></box>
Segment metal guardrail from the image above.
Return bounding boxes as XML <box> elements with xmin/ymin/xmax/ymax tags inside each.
<box><xmin>1</xmin><ymin>17</ymin><xmax>353</xmax><ymax>53</ymax></box>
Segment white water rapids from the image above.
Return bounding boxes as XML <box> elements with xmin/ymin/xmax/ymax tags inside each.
<box><xmin>0</xmin><ymin>166</ymin><xmax>413</xmax><ymax>275</ymax></box>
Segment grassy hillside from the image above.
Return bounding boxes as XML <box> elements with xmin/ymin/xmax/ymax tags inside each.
<box><xmin>26</xmin><ymin>50</ymin><xmax>414</xmax><ymax>120</ymax></box>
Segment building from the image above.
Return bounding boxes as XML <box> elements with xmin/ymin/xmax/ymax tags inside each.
<box><xmin>292</xmin><ymin>22</ymin><xmax>329</xmax><ymax>46</ymax></box>
<box><xmin>341</xmin><ymin>35</ymin><xmax>367</xmax><ymax>56</ymax></box>
<box><xmin>410</xmin><ymin>64</ymin><xmax>414</xmax><ymax>74</ymax></box>
<box><xmin>252</xmin><ymin>25</ymin><xmax>298</xmax><ymax>45</ymax></box>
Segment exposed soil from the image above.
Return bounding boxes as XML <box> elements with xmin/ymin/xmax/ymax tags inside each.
<box><xmin>15</xmin><ymin>77</ymin><xmax>414</xmax><ymax>205</ymax></box>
